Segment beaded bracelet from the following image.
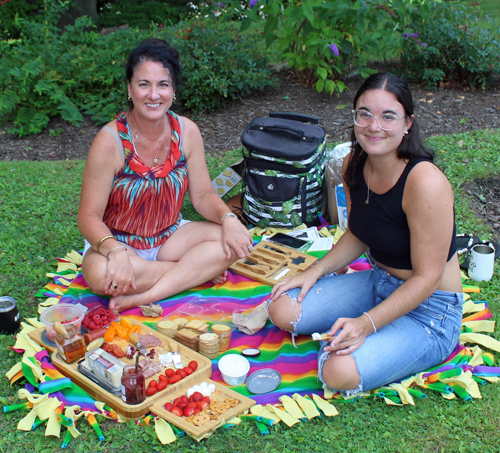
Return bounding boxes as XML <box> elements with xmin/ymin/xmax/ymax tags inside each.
<box><xmin>106</xmin><ymin>245</ymin><xmax>127</xmax><ymax>258</ymax></box>
<box><xmin>363</xmin><ymin>312</ymin><xmax>377</xmax><ymax>333</ymax></box>
<box><xmin>96</xmin><ymin>235</ymin><xmax>115</xmax><ymax>254</ymax></box>
<box><xmin>311</xmin><ymin>261</ymin><xmax>328</xmax><ymax>277</ymax></box>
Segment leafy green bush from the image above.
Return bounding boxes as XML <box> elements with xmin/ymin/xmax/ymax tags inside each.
<box><xmin>164</xmin><ymin>18</ymin><xmax>276</xmax><ymax>113</ymax></box>
<box><xmin>0</xmin><ymin>2</ymin><xmax>275</xmax><ymax>136</ymax></box>
<box><xmin>398</xmin><ymin>4</ymin><xmax>500</xmax><ymax>89</ymax></box>
<box><xmin>0</xmin><ymin>1</ymin><xmax>144</xmax><ymax>136</ymax></box>
<box><xmin>0</xmin><ymin>0</ymin><xmax>45</xmax><ymax>39</ymax></box>
<box><xmin>221</xmin><ymin>0</ymin><xmax>433</xmax><ymax>94</ymax></box>
<box><xmin>98</xmin><ymin>0</ymin><xmax>188</xmax><ymax>30</ymax></box>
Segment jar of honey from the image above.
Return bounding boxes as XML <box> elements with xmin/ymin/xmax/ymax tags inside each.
<box><xmin>54</xmin><ymin>322</ymin><xmax>86</xmax><ymax>364</ymax></box>
<box><xmin>121</xmin><ymin>364</ymin><xmax>146</xmax><ymax>405</ymax></box>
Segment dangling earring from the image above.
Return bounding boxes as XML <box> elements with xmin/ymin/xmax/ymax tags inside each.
<box><xmin>173</xmin><ymin>94</ymin><xmax>176</xmax><ymax>102</ymax></box>
<box><xmin>128</xmin><ymin>93</ymin><xmax>132</xmax><ymax>101</ymax></box>
<box><xmin>404</xmin><ymin>130</ymin><xmax>409</xmax><ymax>135</ymax></box>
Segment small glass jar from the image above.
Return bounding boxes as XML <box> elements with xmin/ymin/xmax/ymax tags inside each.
<box><xmin>54</xmin><ymin>324</ymin><xmax>86</xmax><ymax>364</ymax></box>
<box><xmin>121</xmin><ymin>364</ymin><xmax>146</xmax><ymax>405</ymax></box>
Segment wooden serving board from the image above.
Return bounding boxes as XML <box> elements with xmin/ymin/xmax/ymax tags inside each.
<box><xmin>229</xmin><ymin>241</ymin><xmax>317</xmax><ymax>286</ymax></box>
<box><xmin>51</xmin><ymin>319</ymin><xmax>212</xmax><ymax>420</ymax></box>
<box><xmin>150</xmin><ymin>378</ymin><xmax>255</xmax><ymax>439</ymax></box>
<box><xmin>29</xmin><ymin>326</ymin><xmax>57</xmax><ymax>353</ymax></box>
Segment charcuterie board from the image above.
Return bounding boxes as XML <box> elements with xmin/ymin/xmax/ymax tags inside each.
<box><xmin>229</xmin><ymin>241</ymin><xmax>317</xmax><ymax>286</ymax></box>
<box><xmin>51</xmin><ymin>319</ymin><xmax>212</xmax><ymax>419</ymax></box>
<box><xmin>150</xmin><ymin>378</ymin><xmax>255</xmax><ymax>439</ymax></box>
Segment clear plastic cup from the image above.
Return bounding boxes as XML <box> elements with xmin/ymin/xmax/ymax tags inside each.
<box><xmin>40</xmin><ymin>303</ymin><xmax>85</xmax><ymax>343</ymax></box>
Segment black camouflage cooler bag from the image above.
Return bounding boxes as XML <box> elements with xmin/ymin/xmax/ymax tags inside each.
<box><xmin>240</xmin><ymin>112</ymin><xmax>327</xmax><ymax>228</ymax></box>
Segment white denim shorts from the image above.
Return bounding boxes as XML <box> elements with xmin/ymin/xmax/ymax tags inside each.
<box><xmin>82</xmin><ymin>220</ymin><xmax>190</xmax><ymax>261</ymax></box>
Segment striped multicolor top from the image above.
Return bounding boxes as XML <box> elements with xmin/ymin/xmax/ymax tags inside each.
<box><xmin>102</xmin><ymin>111</ymin><xmax>188</xmax><ymax>249</ymax></box>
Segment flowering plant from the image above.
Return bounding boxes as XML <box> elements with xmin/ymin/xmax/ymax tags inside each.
<box><xmin>222</xmin><ymin>0</ymin><xmax>431</xmax><ymax>95</ymax></box>
<box><xmin>398</xmin><ymin>4</ymin><xmax>500</xmax><ymax>89</ymax></box>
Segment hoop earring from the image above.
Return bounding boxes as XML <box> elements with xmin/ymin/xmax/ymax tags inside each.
<box><xmin>128</xmin><ymin>93</ymin><xmax>132</xmax><ymax>101</ymax></box>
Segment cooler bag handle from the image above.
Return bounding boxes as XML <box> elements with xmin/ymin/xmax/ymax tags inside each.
<box><xmin>269</xmin><ymin>111</ymin><xmax>319</xmax><ymax>125</ymax></box>
<box><xmin>249</xmin><ymin>124</ymin><xmax>314</xmax><ymax>142</ymax></box>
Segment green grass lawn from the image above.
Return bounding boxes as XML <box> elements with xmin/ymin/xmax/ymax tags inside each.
<box><xmin>1</xmin><ymin>129</ymin><xmax>500</xmax><ymax>452</ymax></box>
<box><xmin>455</xmin><ymin>0</ymin><xmax>500</xmax><ymax>27</ymax></box>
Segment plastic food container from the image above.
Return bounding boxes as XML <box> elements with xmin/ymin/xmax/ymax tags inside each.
<box><xmin>40</xmin><ymin>303</ymin><xmax>85</xmax><ymax>342</ymax></box>
<box><xmin>82</xmin><ymin>303</ymin><xmax>119</xmax><ymax>333</ymax></box>
<box><xmin>218</xmin><ymin>354</ymin><xmax>250</xmax><ymax>386</ymax></box>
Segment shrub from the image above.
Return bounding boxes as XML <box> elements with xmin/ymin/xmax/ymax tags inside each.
<box><xmin>398</xmin><ymin>4</ymin><xmax>500</xmax><ymax>89</ymax></box>
<box><xmin>221</xmin><ymin>0</ymin><xmax>433</xmax><ymax>94</ymax></box>
<box><xmin>163</xmin><ymin>18</ymin><xmax>276</xmax><ymax>113</ymax></box>
<box><xmin>0</xmin><ymin>0</ymin><xmax>45</xmax><ymax>39</ymax></box>
<box><xmin>98</xmin><ymin>0</ymin><xmax>189</xmax><ymax>30</ymax></box>
<box><xmin>0</xmin><ymin>2</ymin><xmax>275</xmax><ymax>137</ymax></box>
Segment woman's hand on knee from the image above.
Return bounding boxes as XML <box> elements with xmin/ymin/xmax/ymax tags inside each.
<box><xmin>325</xmin><ymin>316</ymin><xmax>372</xmax><ymax>355</ymax></box>
<box><xmin>270</xmin><ymin>269</ymin><xmax>320</xmax><ymax>302</ymax></box>
<box><xmin>221</xmin><ymin>218</ymin><xmax>253</xmax><ymax>260</ymax></box>
<box><xmin>104</xmin><ymin>251</ymin><xmax>137</xmax><ymax>296</ymax></box>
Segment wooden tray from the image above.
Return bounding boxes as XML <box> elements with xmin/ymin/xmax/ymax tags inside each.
<box><xmin>229</xmin><ymin>241</ymin><xmax>317</xmax><ymax>286</ymax></box>
<box><xmin>51</xmin><ymin>319</ymin><xmax>212</xmax><ymax>419</ymax></box>
<box><xmin>29</xmin><ymin>326</ymin><xmax>57</xmax><ymax>353</ymax></box>
<box><xmin>150</xmin><ymin>378</ymin><xmax>255</xmax><ymax>439</ymax></box>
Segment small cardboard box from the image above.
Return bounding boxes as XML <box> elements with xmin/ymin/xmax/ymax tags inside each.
<box><xmin>212</xmin><ymin>161</ymin><xmax>244</xmax><ymax>197</ymax></box>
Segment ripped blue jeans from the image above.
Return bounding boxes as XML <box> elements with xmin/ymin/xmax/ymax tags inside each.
<box><xmin>268</xmin><ymin>263</ymin><xmax>463</xmax><ymax>396</ymax></box>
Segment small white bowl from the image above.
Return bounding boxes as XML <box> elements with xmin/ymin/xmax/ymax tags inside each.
<box><xmin>218</xmin><ymin>354</ymin><xmax>250</xmax><ymax>386</ymax></box>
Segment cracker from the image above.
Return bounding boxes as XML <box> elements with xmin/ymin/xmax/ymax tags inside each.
<box><xmin>176</xmin><ymin>328</ymin><xmax>199</xmax><ymax>339</ymax></box>
<box><xmin>193</xmin><ymin>413</ymin><xmax>211</xmax><ymax>426</ymax></box>
<box><xmin>172</xmin><ymin>317</ymin><xmax>188</xmax><ymax>327</ymax></box>
<box><xmin>199</xmin><ymin>333</ymin><xmax>218</xmax><ymax>342</ymax></box>
<box><xmin>211</xmin><ymin>324</ymin><xmax>231</xmax><ymax>334</ymax></box>
<box><xmin>157</xmin><ymin>320</ymin><xmax>176</xmax><ymax>329</ymax></box>
<box><xmin>185</xmin><ymin>319</ymin><xmax>205</xmax><ymax>330</ymax></box>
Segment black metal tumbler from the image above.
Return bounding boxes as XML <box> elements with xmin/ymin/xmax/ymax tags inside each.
<box><xmin>0</xmin><ymin>296</ymin><xmax>21</xmax><ymax>334</ymax></box>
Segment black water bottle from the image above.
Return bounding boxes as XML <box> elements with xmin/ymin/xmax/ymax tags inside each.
<box><xmin>0</xmin><ymin>297</ymin><xmax>21</xmax><ymax>334</ymax></box>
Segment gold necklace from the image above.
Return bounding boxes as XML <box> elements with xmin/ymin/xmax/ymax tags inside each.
<box><xmin>128</xmin><ymin>114</ymin><xmax>168</xmax><ymax>165</ymax></box>
<box><xmin>365</xmin><ymin>158</ymin><xmax>401</xmax><ymax>205</ymax></box>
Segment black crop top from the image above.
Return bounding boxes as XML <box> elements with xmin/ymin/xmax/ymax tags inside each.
<box><xmin>348</xmin><ymin>157</ymin><xmax>457</xmax><ymax>270</ymax></box>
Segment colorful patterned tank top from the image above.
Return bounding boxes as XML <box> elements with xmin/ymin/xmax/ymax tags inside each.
<box><xmin>102</xmin><ymin>110</ymin><xmax>188</xmax><ymax>249</ymax></box>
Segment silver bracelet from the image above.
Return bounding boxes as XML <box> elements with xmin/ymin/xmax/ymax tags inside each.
<box><xmin>363</xmin><ymin>312</ymin><xmax>377</xmax><ymax>333</ymax></box>
<box><xmin>311</xmin><ymin>261</ymin><xmax>328</xmax><ymax>277</ymax></box>
<box><xmin>106</xmin><ymin>245</ymin><xmax>127</xmax><ymax>258</ymax></box>
<box><xmin>220</xmin><ymin>212</ymin><xmax>238</xmax><ymax>224</ymax></box>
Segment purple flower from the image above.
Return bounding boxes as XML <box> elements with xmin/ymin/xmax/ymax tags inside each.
<box><xmin>215</xmin><ymin>1</ymin><xmax>224</xmax><ymax>6</ymax></box>
<box><xmin>411</xmin><ymin>32</ymin><xmax>419</xmax><ymax>38</ymax></box>
<box><xmin>249</xmin><ymin>0</ymin><xmax>258</xmax><ymax>7</ymax></box>
<box><xmin>329</xmin><ymin>43</ymin><xmax>340</xmax><ymax>56</ymax></box>
<box><xmin>403</xmin><ymin>32</ymin><xmax>409</xmax><ymax>38</ymax></box>
<box><xmin>421</xmin><ymin>43</ymin><xmax>427</xmax><ymax>47</ymax></box>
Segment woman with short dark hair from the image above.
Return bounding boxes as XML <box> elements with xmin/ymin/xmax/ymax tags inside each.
<box><xmin>268</xmin><ymin>73</ymin><xmax>462</xmax><ymax>395</ymax></box>
<box><xmin>78</xmin><ymin>39</ymin><xmax>252</xmax><ymax>313</ymax></box>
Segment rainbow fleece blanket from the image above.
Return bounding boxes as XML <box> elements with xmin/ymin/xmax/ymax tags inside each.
<box><xmin>36</xmin><ymin>251</ymin><xmax>500</xmax><ymax>407</ymax></box>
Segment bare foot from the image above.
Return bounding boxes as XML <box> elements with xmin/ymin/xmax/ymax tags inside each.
<box><xmin>109</xmin><ymin>293</ymin><xmax>154</xmax><ymax>313</ymax></box>
<box><xmin>210</xmin><ymin>270</ymin><xmax>227</xmax><ymax>285</ymax></box>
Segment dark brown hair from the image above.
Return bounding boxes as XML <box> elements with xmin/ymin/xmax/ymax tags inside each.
<box><xmin>344</xmin><ymin>73</ymin><xmax>434</xmax><ymax>189</ymax></box>
<box><xmin>126</xmin><ymin>39</ymin><xmax>180</xmax><ymax>109</ymax></box>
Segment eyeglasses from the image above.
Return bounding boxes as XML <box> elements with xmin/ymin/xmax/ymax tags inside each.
<box><xmin>352</xmin><ymin>110</ymin><xmax>407</xmax><ymax>131</ymax></box>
